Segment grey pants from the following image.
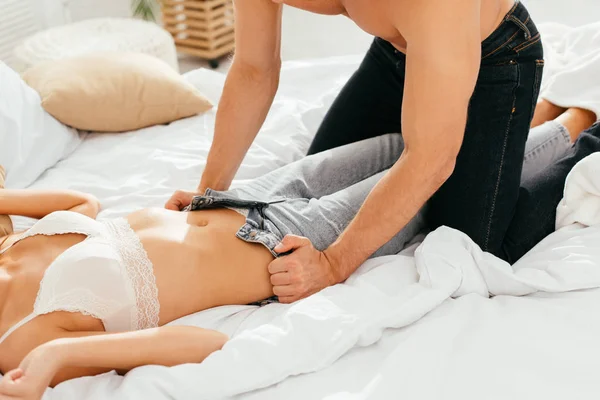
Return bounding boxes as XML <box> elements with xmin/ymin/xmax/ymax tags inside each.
<box><xmin>189</xmin><ymin>120</ymin><xmax>571</xmax><ymax>259</ymax></box>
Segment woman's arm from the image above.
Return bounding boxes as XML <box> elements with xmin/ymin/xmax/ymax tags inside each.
<box><xmin>0</xmin><ymin>326</ymin><xmax>228</xmax><ymax>399</ymax></box>
<box><xmin>52</xmin><ymin>326</ymin><xmax>228</xmax><ymax>380</ymax></box>
<box><xmin>0</xmin><ymin>189</ymin><xmax>100</xmax><ymax>219</ymax></box>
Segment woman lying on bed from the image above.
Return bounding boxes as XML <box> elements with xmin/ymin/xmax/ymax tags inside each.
<box><xmin>0</xmin><ymin>104</ymin><xmax>597</xmax><ymax>399</ymax></box>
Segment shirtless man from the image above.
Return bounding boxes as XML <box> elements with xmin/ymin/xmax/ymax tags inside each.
<box><xmin>167</xmin><ymin>0</ymin><xmax>544</xmax><ymax>303</ymax></box>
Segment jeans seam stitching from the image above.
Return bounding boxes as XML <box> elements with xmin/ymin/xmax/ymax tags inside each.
<box><xmin>482</xmin><ymin>30</ymin><xmax>520</xmax><ymax>60</ymax></box>
<box><xmin>514</xmin><ymin>34</ymin><xmax>541</xmax><ymax>53</ymax></box>
<box><xmin>557</xmin><ymin>123</ymin><xmax>571</xmax><ymax>144</ymax></box>
<box><xmin>507</xmin><ymin>0</ymin><xmax>520</xmax><ymax>16</ymax></box>
<box><xmin>525</xmin><ymin>136</ymin><xmax>556</xmax><ymax>158</ymax></box>
<box><xmin>484</xmin><ymin>81</ymin><xmax>518</xmax><ymax>250</ymax></box>
<box><xmin>528</xmin><ymin>62</ymin><xmax>544</xmax><ymax>123</ymax></box>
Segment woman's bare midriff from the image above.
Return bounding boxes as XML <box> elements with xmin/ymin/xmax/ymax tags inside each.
<box><xmin>126</xmin><ymin>207</ymin><xmax>275</xmax><ymax>326</ymax></box>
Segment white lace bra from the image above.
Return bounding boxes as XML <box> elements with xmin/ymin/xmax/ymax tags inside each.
<box><xmin>0</xmin><ymin>211</ymin><xmax>160</xmax><ymax>345</ymax></box>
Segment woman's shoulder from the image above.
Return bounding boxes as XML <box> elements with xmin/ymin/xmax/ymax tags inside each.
<box><xmin>0</xmin><ymin>316</ymin><xmax>64</xmax><ymax>375</ymax></box>
<box><xmin>0</xmin><ymin>311</ymin><xmax>102</xmax><ymax>376</ymax></box>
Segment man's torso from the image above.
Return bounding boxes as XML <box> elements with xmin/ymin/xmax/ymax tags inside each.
<box><xmin>278</xmin><ymin>0</ymin><xmax>516</xmax><ymax>53</ymax></box>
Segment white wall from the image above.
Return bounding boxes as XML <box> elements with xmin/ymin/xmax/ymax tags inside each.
<box><xmin>66</xmin><ymin>0</ymin><xmax>130</xmax><ymax>22</ymax></box>
<box><xmin>281</xmin><ymin>7</ymin><xmax>371</xmax><ymax>60</ymax></box>
<box><xmin>37</xmin><ymin>0</ymin><xmax>69</xmax><ymax>27</ymax></box>
<box><xmin>38</xmin><ymin>0</ymin><xmax>600</xmax><ymax>62</ymax></box>
<box><xmin>40</xmin><ymin>0</ymin><xmax>130</xmax><ymax>27</ymax></box>
<box><xmin>523</xmin><ymin>0</ymin><xmax>600</xmax><ymax>27</ymax></box>
<box><xmin>0</xmin><ymin>0</ymin><xmax>42</xmax><ymax>67</ymax></box>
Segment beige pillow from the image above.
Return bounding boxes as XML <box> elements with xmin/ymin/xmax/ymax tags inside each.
<box><xmin>22</xmin><ymin>52</ymin><xmax>213</xmax><ymax>132</ymax></box>
<box><xmin>0</xmin><ymin>166</ymin><xmax>13</xmax><ymax>236</ymax></box>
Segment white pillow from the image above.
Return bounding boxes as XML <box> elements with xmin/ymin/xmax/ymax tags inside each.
<box><xmin>0</xmin><ymin>62</ymin><xmax>80</xmax><ymax>188</ymax></box>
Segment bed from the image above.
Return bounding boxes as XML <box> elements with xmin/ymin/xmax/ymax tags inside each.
<box><xmin>4</xmin><ymin>24</ymin><xmax>600</xmax><ymax>400</ymax></box>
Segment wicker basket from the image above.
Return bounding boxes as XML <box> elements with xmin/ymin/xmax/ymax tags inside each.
<box><xmin>161</xmin><ymin>0</ymin><xmax>234</xmax><ymax>67</ymax></box>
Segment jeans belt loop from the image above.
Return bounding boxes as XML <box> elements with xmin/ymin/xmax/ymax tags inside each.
<box><xmin>507</xmin><ymin>15</ymin><xmax>531</xmax><ymax>40</ymax></box>
<box><xmin>257</xmin><ymin>203</ymin><xmax>268</xmax><ymax>230</ymax></box>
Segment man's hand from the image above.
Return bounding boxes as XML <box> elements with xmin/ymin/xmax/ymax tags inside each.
<box><xmin>165</xmin><ymin>190</ymin><xmax>201</xmax><ymax>211</ymax></box>
<box><xmin>268</xmin><ymin>235</ymin><xmax>341</xmax><ymax>303</ymax></box>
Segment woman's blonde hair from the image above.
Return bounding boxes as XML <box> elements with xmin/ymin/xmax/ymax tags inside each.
<box><xmin>0</xmin><ymin>166</ymin><xmax>13</xmax><ymax>235</ymax></box>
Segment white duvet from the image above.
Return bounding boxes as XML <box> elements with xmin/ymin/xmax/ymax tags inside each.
<box><xmin>3</xmin><ymin>24</ymin><xmax>600</xmax><ymax>400</ymax></box>
<box><xmin>541</xmin><ymin>22</ymin><xmax>600</xmax><ymax>119</ymax></box>
<box><xmin>47</xmin><ymin>154</ymin><xmax>600</xmax><ymax>400</ymax></box>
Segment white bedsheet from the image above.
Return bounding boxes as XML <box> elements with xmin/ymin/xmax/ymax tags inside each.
<box><xmin>540</xmin><ymin>22</ymin><xmax>600</xmax><ymax>119</ymax></box>
<box><xmin>8</xmin><ymin>50</ymin><xmax>600</xmax><ymax>399</ymax></box>
<box><xmin>47</xmin><ymin>155</ymin><xmax>600</xmax><ymax>400</ymax></box>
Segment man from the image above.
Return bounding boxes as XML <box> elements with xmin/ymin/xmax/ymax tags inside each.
<box><xmin>166</xmin><ymin>0</ymin><xmax>544</xmax><ymax>303</ymax></box>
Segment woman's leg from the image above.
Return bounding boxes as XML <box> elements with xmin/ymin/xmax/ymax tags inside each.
<box><xmin>498</xmin><ymin>122</ymin><xmax>600</xmax><ymax>263</ymax></box>
<box><xmin>530</xmin><ymin>99</ymin><xmax>566</xmax><ymax>128</ymax></box>
<box><xmin>233</xmin><ymin>134</ymin><xmax>404</xmax><ymax>201</ymax></box>
<box><xmin>255</xmin><ymin>107</ymin><xmax>581</xmax><ymax>205</ymax></box>
<box><xmin>521</xmin><ymin>107</ymin><xmax>598</xmax><ymax>182</ymax></box>
<box><xmin>555</xmin><ymin>107</ymin><xmax>598</xmax><ymax>141</ymax></box>
<box><xmin>267</xmin><ymin>112</ymin><xmax>594</xmax><ymax>256</ymax></box>
<box><xmin>237</xmin><ymin>113</ymin><xmax>584</xmax><ymax>258</ymax></box>
<box><xmin>521</xmin><ymin>120</ymin><xmax>571</xmax><ymax>182</ymax></box>
<box><xmin>264</xmin><ymin>170</ymin><xmax>425</xmax><ymax>256</ymax></box>
<box><xmin>220</xmin><ymin>117</ymin><xmax>589</xmax><ymax>264</ymax></box>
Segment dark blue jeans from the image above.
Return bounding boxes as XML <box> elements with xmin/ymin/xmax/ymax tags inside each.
<box><xmin>308</xmin><ymin>1</ymin><xmax>546</xmax><ymax>261</ymax></box>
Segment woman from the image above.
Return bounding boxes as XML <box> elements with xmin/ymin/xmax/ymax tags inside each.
<box><xmin>0</xmin><ymin>104</ymin><xmax>597</xmax><ymax>399</ymax></box>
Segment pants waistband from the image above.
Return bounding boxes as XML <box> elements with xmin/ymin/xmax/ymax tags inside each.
<box><xmin>374</xmin><ymin>1</ymin><xmax>537</xmax><ymax>62</ymax></box>
<box><xmin>481</xmin><ymin>0</ymin><xmax>538</xmax><ymax>58</ymax></box>
<box><xmin>186</xmin><ymin>189</ymin><xmax>285</xmax><ymax>258</ymax></box>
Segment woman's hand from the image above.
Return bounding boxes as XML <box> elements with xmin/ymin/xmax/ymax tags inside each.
<box><xmin>0</xmin><ymin>343</ymin><xmax>62</xmax><ymax>400</ymax></box>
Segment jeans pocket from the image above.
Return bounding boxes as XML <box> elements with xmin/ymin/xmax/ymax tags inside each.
<box><xmin>476</xmin><ymin>61</ymin><xmax>519</xmax><ymax>86</ymax></box>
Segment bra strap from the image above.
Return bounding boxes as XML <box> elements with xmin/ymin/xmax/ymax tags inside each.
<box><xmin>0</xmin><ymin>313</ymin><xmax>37</xmax><ymax>345</ymax></box>
<box><xmin>0</xmin><ymin>232</ymin><xmax>25</xmax><ymax>255</ymax></box>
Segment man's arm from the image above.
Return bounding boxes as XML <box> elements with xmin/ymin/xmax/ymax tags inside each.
<box><xmin>165</xmin><ymin>0</ymin><xmax>282</xmax><ymax>210</ymax></box>
<box><xmin>200</xmin><ymin>0</ymin><xmax>283</xmax><ymax>192</ymax></box>
<box><xmin>269</xmin><ymin>0</ymin><xmax>482</xmax><ymax>302</ymax></box>
<box><xmin>326</xmin><ymin>0</ymin><xmax>482</xmax><ymax>280</ymax></box>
